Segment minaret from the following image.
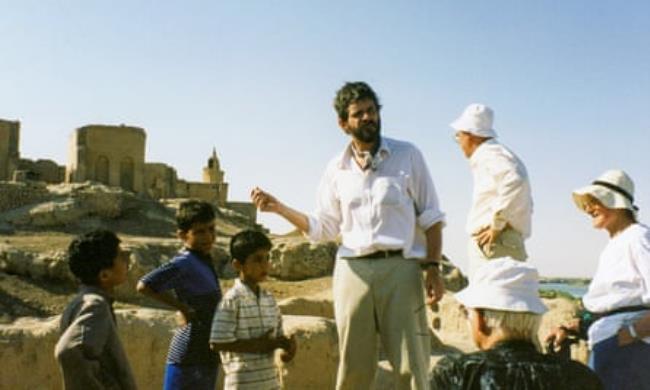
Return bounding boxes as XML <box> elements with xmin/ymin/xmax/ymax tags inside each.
<box><xmin>202</xmin><ymin>147</ymin><xmax>223</xmax><ymax>184</ymax></box>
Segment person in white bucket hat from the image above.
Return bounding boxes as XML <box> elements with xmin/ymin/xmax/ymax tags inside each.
<box><xmin>450</xmin><ymin>103</ymin><xmax>533</xmax><ymax>277</ymax></box>
<box><xmin>431</xmin><ymin>258</ymin><xmax>602</xmax><ymax>389</ymax></box>
<box><xmin>547</xmin><ymin>169</ymin><xmax>650</xmax><ymax>389</ymax></box>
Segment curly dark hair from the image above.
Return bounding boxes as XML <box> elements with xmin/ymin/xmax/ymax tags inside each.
<box><xmin>230</xmin><ymin>229</ymin><xmax>272</xmax><ymax>263</ymax></box>
<box><xmin>68</xmin><ymin>229</ymin><xmax>121</xmax><ymax>285</ymax></box>
<box><xmin>333</xmin><ymin>81</ymin><xmax>382</xmax><ymax>120</ymax></box>
<box><xmin>176</xmin><ymin>200</ymin><xmax>216</xmax><ymax>232</ymax></box>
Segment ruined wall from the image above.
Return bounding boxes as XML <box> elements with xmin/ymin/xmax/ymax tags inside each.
<box><xmin>0</xmin><ymin>310</ymin><xmax>339</xmax><ymax>390</ymax></box>
<box><xmin>215</xmin><ymin>182</ymin><xmax>228</xmax><ymax>204</ymax></box>
<box><xmin>175</xmin><ymin>180</ymin><xmax>223</xmax><ymax>204</ymax></box>
<box><xmin>14</xmin><ymin>159</ymin><xmax>65</xmax><ymax>183</ymax></box>
<box><xmin>66</xmin><ymin>125</ymin><xmax>146</xmax><ymax>194</ymax></box>
<box><xmin>144</xmin><ymin>163</ymin><xmax>178</xmax><ymax>199</ymax></box>
<box><xmin>0</xmin><ymin>182</ymin><xmax>50</xmax><ymax>213</ymax></box>
<box><xmin>0</xmin><ymin>119</ymin><xmax>20</xmax><ymax>181</ymax></box>
<box><xmin>226</xmin><ymin>201</ymin><xmax>257</xmax><ymax>223</ymax></box>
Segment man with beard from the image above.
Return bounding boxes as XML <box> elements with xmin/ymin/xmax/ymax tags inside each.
<box><xmin>251</xmin><ymin>81</ymin><xmax>445</xmax><ymax>390</ymax></box>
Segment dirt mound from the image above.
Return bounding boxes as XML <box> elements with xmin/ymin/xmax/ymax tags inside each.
<box><xmin>0</xmin><ymin>181</ymin><xmax>257</xmax><ymax>237</ymax></box>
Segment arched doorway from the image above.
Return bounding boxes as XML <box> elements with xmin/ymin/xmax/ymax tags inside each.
<box><xmin>95</xmin><ymin>155</ymin><xmax>109</xmax><ymax>185</ymax></box>
<box><xmin>120</xmin><ymin>157</ymin><xmax>135</xmax><ymax>191</ymax></box>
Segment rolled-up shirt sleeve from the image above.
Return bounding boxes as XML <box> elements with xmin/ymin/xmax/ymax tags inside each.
<box><xmin>410</xmin><ymin>146</ymin><xmax>445</xmax><ymax>230</ymax></box>
<box><xmin>306</xmin><ymin>165</ymin><xmax>342</xmax><ymax>242</ymax></box>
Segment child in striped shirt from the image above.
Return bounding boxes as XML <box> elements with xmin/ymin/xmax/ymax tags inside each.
<box><xmin>210</xmin><ymin>230</ymin><xmax>296</xmax><ymax>389</ymax></box>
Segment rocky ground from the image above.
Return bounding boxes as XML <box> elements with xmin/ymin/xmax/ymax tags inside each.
<box><xmin>0</xmin><ymin>181</ymin><xmax>332</xmax><ymax>322</ymax></box>
<box><xmin>0</xmin><ymin>264</ymin><xmax>333</xmax><ymax>323</ymax></box>
<box><xmin>0</xmin><ymin>182</ymin><xmax>588</xmax><ymax>389</ymax></box>
<box><xmin>0</xmin><ymin>230</ymin><xmax>337</xmax><ymax>324</ymax></box>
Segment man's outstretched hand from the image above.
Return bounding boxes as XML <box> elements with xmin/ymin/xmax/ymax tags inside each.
<box><xmin>251</xmin><ymin>187</ymin><xmax>283</xmax><ymax>213</ymax></box>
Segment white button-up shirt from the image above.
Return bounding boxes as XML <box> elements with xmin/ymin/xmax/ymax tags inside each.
<box><xmin>467</xmin><ymin>139</ymin><xmax>533</xmax><ymax>238</ymax></box>
<box><xmin>306</xmin><ymin>137</ymin><xmax>445</xmax><ymax>259</ymax></box>
<box><xmin>583</xmin><ymin>223</ymin><xmax>650</xmax><ymax>346</ymax></box>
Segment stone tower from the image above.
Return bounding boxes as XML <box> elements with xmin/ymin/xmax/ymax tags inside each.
<box><xmin>0</xmin><ymin>119</ymin><xmax>20</xmax><ymax>181</ymax></box>
<box><xmin>66</xmin><ymin>125</ymin><xmax>146</xmax><ymax>193</ymax></box>
<box><xmin>202</xmin><ymin>148</ymin><xmax>228</xmax><ymax>204</ymax></box>
<box><xmin>202</xmin><ymin>148</ymin><xmax>225</xmax><ymax>184</ymax></box>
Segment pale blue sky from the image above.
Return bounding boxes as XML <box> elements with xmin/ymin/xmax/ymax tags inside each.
<box><xmin>1</xmin><ymin>1</ymin><xmax>648</xmax><ymax>277</ymax></box>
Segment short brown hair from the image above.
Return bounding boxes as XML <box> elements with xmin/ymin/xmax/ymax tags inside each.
<box><xmin>333</xmin><ymin>82</ymin><xmax>381</xmax><ymax>120</ymax></box>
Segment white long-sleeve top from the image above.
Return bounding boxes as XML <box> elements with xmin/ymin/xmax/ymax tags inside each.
<box><xmin>583</xmin><ymin>223</ymin><xmax>650</xmax><ymax>346</ymax></box>
<box><xmin>467</xmin><ymin>139</ymin><xmax>532</xmax><ymax>238</ymax></box>
<box><xmin>306</xmin><ymin>137</ymin><xmax>445</xmax><ymax>259</ymax></box>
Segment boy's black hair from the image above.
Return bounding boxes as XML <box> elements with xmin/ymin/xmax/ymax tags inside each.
<box><xmin>230</xmin><ymin>230</ymin><xmax>272</xmax><ymax>263</ymax></box>
<box><xmin>176</xmin><ymin>200</ymin><xmax>216</xmax><ymax>232</ymax></box>
<box><xmin>333</xmin><ymin>81</ymin><xmax>382</xmax><ymax>121</ymax></box>
<box><xmin>68</xmin><ymin>229</ymin><xmax>121</xmax><ymax>285</ymax></box>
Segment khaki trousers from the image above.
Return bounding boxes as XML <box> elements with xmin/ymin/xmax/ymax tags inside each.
<box><xmin>467</xmin><ymin>227</ymin><xmax>527</xmax><ymax>278</ymax></box>
<box><xmin>333</xmin><ymin>256</ymin><xmax>430</xmax><ymax>390</ymax></box>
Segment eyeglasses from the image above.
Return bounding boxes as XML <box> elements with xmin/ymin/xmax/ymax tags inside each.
<box><xmin>453</xmin><ymin>131</ymin><xmax>467</xmax><ymax>144</ymax></box>
<box><xmin>460</xmin><ymin>306</ymin><xmax>483</xmax><ymax>319</ymax></box>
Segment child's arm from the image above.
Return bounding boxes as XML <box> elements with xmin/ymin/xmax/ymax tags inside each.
<box><xmin>279</xmin><ymin>334</ymin><xmax>297</xmax><ymax>363</ymax></box>
<box><xmin>275</xmin><ymin>310</ymin><xmax>297</xmax><ymax>362</ymax></box>
<box><xmin>210</xmin><ymin>294</ymin><xmax>289</xmax><ymax>354</ymax></box>
<box><xmin>210</xmin><ymin>328</ymin><xmax>286</xmax><ymax>354</ymax></box>
<box><xmin>136</xmin><ymin>281</ymin><xmax>195</xmax><ymax>323</ymax></box>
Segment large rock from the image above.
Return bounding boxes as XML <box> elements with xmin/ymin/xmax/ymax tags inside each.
<box><xmin>438</xmin><ymin>255</ymin><xmax>468</xmax><ymax>293</ymax></box>
<box><xmin>0</xmin><ymin>182</ymin><xmax>178</xmax><ymax>235</ymax></box>
<box><xmin>269</xmin><ymin>240</ymin><xmax>337</xmax><ymax>280</ymax></box>
<box><xmin>0</xmin><ymin>309</ymin><xmax>177</xmax><ymax>390</ymax></box>
<box><xmin>278</xmin><ymin>290</ymin><xmax>334</xmax><ymax>319</ymax></box>
<box><xmin>0</xmin><ymin>316</ymin><xmax>61</xmax><ymax>389</ymax></box>
<box><xmin>277</xmin><ymin>315</ymin><xmax>339</xmax><ymax>389</ymax></box>
<box><xmin>429</xmin><ymin>290</ymin><xmax>589</xmax><ymax>363</ymax></box>
<box><xmin>0</xmin><ymin>242</ymin><xmax>231</xmax><ymax>302</ymax></box>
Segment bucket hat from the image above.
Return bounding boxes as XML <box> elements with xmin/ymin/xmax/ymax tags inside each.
<box><xmin>455</xmin><ymin>258</ymin><xmax>547</xmax><ymax>314</ymax></box>
<box><xmin>450</xmin><ymin>103</ymin><xmax>498</xmax><ymax>138</ymax></box>
<box><xmin>572</xmin><ymin>169</ymin><xmax>638</xmax><ymax>213</ymax></box>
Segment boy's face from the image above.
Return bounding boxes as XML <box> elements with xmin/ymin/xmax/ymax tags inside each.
<box><xmin>179</xmin><ymin>220</ymin><xmax>216</xmax><ymax>255</ymax></box>
<box><xmin>99</xmin><ymin>245</ymin><xmax>130</xmax><ymax>289</ymax></box>
<box><xmin>235</xmin><ymin>248</ymin><xmax>271</xmax><ymax>285</ymax></box>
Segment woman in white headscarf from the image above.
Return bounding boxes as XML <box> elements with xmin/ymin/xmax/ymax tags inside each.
<box><xmin>547</xmin><ymin>169</ymin><xmax>650</xmax><ymax>389</ymax></box>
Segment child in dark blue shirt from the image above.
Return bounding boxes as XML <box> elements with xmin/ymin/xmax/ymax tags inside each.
<box><xmin>137</xmin><ymin>200</ymin><xmax>222</xmax><ymax>390</ymax></box>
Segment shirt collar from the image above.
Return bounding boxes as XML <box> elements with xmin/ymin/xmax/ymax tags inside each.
<box><xmin>79</xmin><ymin>284</ymin><xmax>114</xmax><ymax>304</ymax></box>
<box><xmin>469</xmin><ymin>138</ymin><xmax>497</xmax><ymax>168</ymax></box>
<box><xmin>182</xmin><ymin>247</ymin><xmax>213</xmax><ymax>262</ymax></box>
<box><xmin>234</xmin><ymin>278</ymin><xmax>265</xmax><ymax>299</ymax></box>
<box><xmin>337</xmin><ymin>137</ymin><xmax>391</xmax><ymax>169</ymax></box>
<box><xmin>491</xmin><ymin>339</ymin><xmax>537</xmax><ymax>353</ymax></box>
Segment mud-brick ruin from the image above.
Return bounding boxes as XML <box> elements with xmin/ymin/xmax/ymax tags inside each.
<box><xmin>0</xmin><ymin>118</ymin><xmax>256</xmax><ymax>222</ymax></box>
